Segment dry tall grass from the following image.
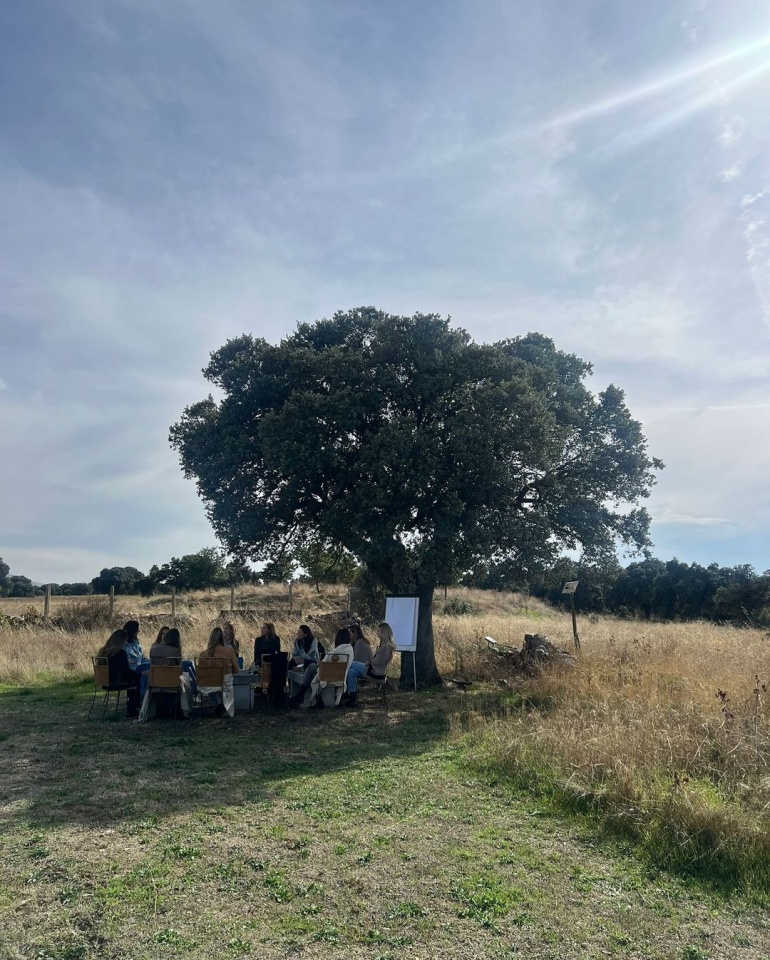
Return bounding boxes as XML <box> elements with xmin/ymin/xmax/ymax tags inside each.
<box><xmin>443</xmin><ymin>608</ymin><xmax>769</xmax><ymax>894</ymax></box>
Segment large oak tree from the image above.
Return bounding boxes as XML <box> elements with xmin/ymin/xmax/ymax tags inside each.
<box><xmin>170</xmin><ymin>308</ymin><xmax>662</xmax><ymax>685</ymax></box>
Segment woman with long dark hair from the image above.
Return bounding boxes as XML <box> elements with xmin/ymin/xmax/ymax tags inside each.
<box><xmin>288</xmin><ymin>624</ymin><xmax>320</xmax><ymax>707</ymax></box>
<box><xmin>96</xmin><ymin>628</ymin><xmax>141</xmax><ymax>717</ymax></box>
<box><xmin>137</xmin><ymin>627</ymin><xmax>193</xmax><ymax>721</ymax></box>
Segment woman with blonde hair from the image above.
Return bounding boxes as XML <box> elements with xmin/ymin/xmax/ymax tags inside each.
<box><xmin>222</xmin><ymin>621</ymin><xmax>240</xmax><ymax>657</ymax></box>
<box><xmin>198</xmin><ymin>626</ymin><xmax>240</xmax><ymax>717</ymax></box>
<box><xmin>344</xmin><ymin>622</ymin><xmax>395</xmax><ymax>707</ymax></box>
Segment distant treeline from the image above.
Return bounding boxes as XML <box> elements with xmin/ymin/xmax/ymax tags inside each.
<box><xmin>466</xmin><ymin>556</ymin><xmax>770</xmax><ymax>627</ymax></box>
<box><xmin>3</xmin><ymin>550</ymin><xmax>769</xmax><ymax>627</ymax></box>
<box><xmin>0</xmin><ymin>544</ymin><xmax>344</xmax><ymax>601</ymax></box>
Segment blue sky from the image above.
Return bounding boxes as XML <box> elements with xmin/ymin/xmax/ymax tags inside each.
<box><xmin>1</xmin><ymin>0</ymin><xmax>769</xmax><ymax>583</ymax></box>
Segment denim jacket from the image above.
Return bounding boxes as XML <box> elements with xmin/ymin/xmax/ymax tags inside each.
<box><xmin>124</xmin><ymin>637</ymin><xmax>144</xmax><ymax>671</ymax></box>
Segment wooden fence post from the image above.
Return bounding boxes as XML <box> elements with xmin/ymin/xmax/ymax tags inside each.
<box><xmin>44</xmin><ymin>584</ymin><xmax>51</xmax><ymax>620</ymax></box>
<box><xmin>171</xmin><ymin>586</ymin><xmax>176</xmax><ymax>617</ymax></box>
<box><xmin>109</xmin><ymin>586</ymin><xmax>115</xmax><ymax>617</ymax></box>
<box><xmin>288</xmin><ymin>580</ymin><xmax>293</xmax><ymax>614</ymax></box>
<box><xmin>230</xmin><ymin>584</ymin><xmax>235</xmax><ymax>613</ymax></box>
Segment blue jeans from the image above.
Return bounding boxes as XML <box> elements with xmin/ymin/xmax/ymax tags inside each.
<box><xmin>346</xmin><ymin>661</ymin><xmax>367</xmax><ymax>694</ymax></box>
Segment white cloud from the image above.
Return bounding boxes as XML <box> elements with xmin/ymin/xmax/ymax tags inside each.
<box><xmin>655</xmin><ymin>512</ymin><xmax>732</xmax><ymax>527</ymax></box>
<box><xmin>717</xmin><ymin>115</ymin><xmax>746</xmax><ymax>145</ymax></box>
<box><xmin>720</xmin><ymin>162</ymin><xmax>743</xmax><ymax>181</ymax></box>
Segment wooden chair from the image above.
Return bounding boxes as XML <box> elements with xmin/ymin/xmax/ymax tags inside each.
<box><xmin>147</xmin><ymin>658</ymin><xmax>182</xmax><ymax>719</ymax></box>
<box><xmin>149</xmin><ymin>658</ymin><xmax>182</xmax><ymax>690</ymax></box>
<box><xmin>318</xmin><ymin>654</ymin><xmax>349</xmax><ymax>708</ymax></box>
<box><xmin>318</xmin><ymin>654</ymin><xmax>348</xmax><ymax>685</ymax></box>
<box><xmin>194</xmin><ymin>656</ymin><xmax>226</xmax><ymax>713</ymax></box>
<box><xmin>260</xmin><ymin>655</ymin><xmax>272</xmax><ymax>695</ymax></box>
<box><xmin>88</xmin><ymin>656</ymin><xmax>134</xmax><ymax>720</ymax></box>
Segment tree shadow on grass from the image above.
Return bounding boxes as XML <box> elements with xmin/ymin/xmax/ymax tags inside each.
<box><xmin>0</xmin><ymin>679</ymin><xmax>453</xmax><ymax>831</ymax></box>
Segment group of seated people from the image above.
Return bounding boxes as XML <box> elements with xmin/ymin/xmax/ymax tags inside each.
<box><xmin>277</xmin><ymin>620</ymin><xmax>395</xmax><ymax>708</ymax></box>
<box><xmin>94</xmin><ymin>617</ymin><xmax>396</xmax><ymax>720</ymax></box>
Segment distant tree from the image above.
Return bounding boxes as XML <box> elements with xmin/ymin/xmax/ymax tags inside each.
<box><xmin>8</xmin><ymin>575</ymin><xmax>37</xmax><ymax>598</ymax></box>
<box><xmin>135</xmin><ymin>575</ymin><xmax>157</xmax><ymax>598</ymax></box>
<box><xmin>259</xmin><ymin>555</ymin><xmax>297</xmax><ymax>585</ymax></box>
<box><xmin>152</xmin><ymin>548</ymin><xmax>227</xmax><ymax>592</ymax></box>
<box><xmin>0</xmin><ymin>557</ymin><xmax>10</xmax><ymax>590</ymax></box>
<box><xmin>225</xmin><ymin>559</ymin><xmax>256</xmax><ymax>586</ymax></box>
<box><xmin>91</xmin><ymin>566</ymin><xmax>145</xmax><ymax>595</ymax></box>
<box><xmin>711</xmin><ymin>566</ymin><xmax>770</xmax><ymax>626</ymax></box>
<box><xmin>171</xmin><ymin>309</ymin><xmax>662</xmax><ymax>685</ymax></box>
<box><xmin>59</xmin><ymin>582</ymin><xmax>93</xmax><ymax>596</ymax></box>
<box><xmin>608</xmin><ymin>558</ymin><xmax>666</xmax><ymax>618</ymax></box>
<box><xmin>295</xmin><ymin>537</ymin><xmax>359</xmax><ymax>592</ymax></box>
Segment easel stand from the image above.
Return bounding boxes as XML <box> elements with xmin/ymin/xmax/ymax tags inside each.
<box><xmin>570</xmin><ymin>594</ymin><xmax>581</xmax><ymax>652</ymax></box>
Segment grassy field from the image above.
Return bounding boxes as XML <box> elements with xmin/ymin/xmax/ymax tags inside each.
<box><xmin>0</xmin><ymin>587</ymin><xmax>768</xmax><ymax>958</ymax></box>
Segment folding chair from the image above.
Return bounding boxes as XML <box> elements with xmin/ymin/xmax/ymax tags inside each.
<box><xmin>356</xmin><ymin>672</ymin><xmax>388</xmax><ymax>709</ymax></box>
<box><xmin>194</xmin><ymin>656</ymin><xmax>226</xmax><ymax>714</ymax></box>
<box><xmin>147</xmin><ymin>658</ymin><xmax>182</xmax><ymax>719</ymax></box>
<box><xmin>318</xmin><ymin>654</ymin><xmax>348</xmax><ymax>707</ymax></box>
<box><xmin>88</xmin><ymin>656</ymin><xmax>134</xmax><ymax>720</ymax></box>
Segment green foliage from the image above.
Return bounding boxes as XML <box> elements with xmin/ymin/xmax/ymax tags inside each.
<box><xmin>524</xmin><ymin>556</ymin><xmax>770</xmax><ymax>625</ymax></box>
<box><xmin>90</xmin><ymin>566</ymin><xmax>145</xmax><ymax>596</ymax></box>
<box><xmin>349</xmin><ymin>565</ymin><xmax>387</xmax><ymax>620</ymax></box>
<box><xmin>6</xmin><ymin>575</ymin><xmax>39</xmax><ymax>597</ymax></box>
<box><xmin>59</xmin><ymin>582</ymin><xmax>93</xmax><ymax>596</ymax></box>
<box><xmin>450</xmin><ymin>872</ymin><xmax>523</xmax><ymax>926</ymax></box>
<box><xmin>260</xmin><ymin>554</ymin><xmax>297</xmax><ymax>584</ymax></box>
<box><xmin>149</xmin><ymin>548</ymin><xmax>227</xmax><ymax>591</ymax></box>
<box><xmin>170</xmin><ymin>308</ymin><xmax>661</xmax><ymax>682</ymax></box>
<box><xmin>295</xmin><ymin>537</ymin><xmax>358</xmax><ymax>592</ymax></box>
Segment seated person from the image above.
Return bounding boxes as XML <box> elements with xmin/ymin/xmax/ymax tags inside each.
<box><xmin>309</xmin><ymin>628</ymin><xmax>355</xmax><ymax>708</ymax></box>
<box><xmin>345</xmin><ymin>622</ymin><xmax>396</xmax><ymax>706</ymax></box>
<box><xmin>138</xmin><ymin>627</ymin><xmax>192</xmax><ymax>721</ymax></box>
<box><xmin>95</xmin><ymin>629</ymin><xmax>140</xmax><ymax>718</ymax></box>
<box><xmin>348</xmin><ymin>623</ymin><xmax>373</xmax><ymax>664</ymax></box>
<box><xmin>254</xmin><ymin>621</ymin><xmax>281</xmax><ymax>665</ymax></box>
<box><xmin>198</xmin><ymin>626</ymin><xmax>240</xmax><ymax>717</ymax></box>
<box><xmin>222</xmin><ymin>620</ymin><xmax>240</xmax><ymax>658</ymax></box>
<box><xmin>122</xmin><ymin>620</ymin><xmax>144</xmax><ymax>672</ymax></box>
<box><xmin>288</xmin><ymin>624</ymin><xmax>320</xmax><ymax>707</ymax></box>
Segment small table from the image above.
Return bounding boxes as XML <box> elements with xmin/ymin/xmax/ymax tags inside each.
<box><xmin>287</xmin><ymin>669</ymin><xmax>305</xmax><ymax>698</ymax></box>
<box><xmin>233</xmin><ymin>670</ymin><xmax>259</xmax><ymax>712</ymax></box>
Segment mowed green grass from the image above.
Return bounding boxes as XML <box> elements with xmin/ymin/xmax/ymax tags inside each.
<box><xmin>0</xmin><ymin>681</ymin><xmax>768</xmax><ymax>960</ymax></box>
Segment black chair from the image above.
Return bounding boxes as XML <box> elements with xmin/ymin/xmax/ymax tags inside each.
<box><xmin>88</xmin><ymin>656</ymin><xmax>135</xmax><ymax>720</ymax></box>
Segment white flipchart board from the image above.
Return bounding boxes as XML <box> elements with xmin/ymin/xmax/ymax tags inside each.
<box><xmin>384</xmin><ymin>595</ymin><xmax>419</xmax><ymax>691</ymax></box>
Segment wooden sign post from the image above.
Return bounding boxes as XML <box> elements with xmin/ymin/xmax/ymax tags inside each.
<box><xmin>561</xmin><ymin>580</ymin><xmax>580</xmax><ymax>652</ymax></box>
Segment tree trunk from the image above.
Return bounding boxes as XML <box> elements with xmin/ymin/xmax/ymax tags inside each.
<box><xmin>399</xmin><ymin>582</ymin><xmax>441</xmax><ymax>688</ymax></box>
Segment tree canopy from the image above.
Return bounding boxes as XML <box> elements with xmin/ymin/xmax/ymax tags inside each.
<box><xmin>170</xmin><ymin>308</ymin><xmax>662</xmax><ymax>684</ymax></box>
